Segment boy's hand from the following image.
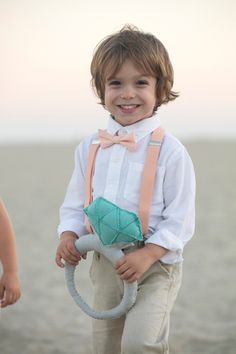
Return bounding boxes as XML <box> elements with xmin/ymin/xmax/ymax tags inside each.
<box><xmin>115</xmin><ymin>244</ymin><xmax>167</xmax><ymax>283</ymax></box>
<box><xmin>55</xmin><ymin>231</ymin><xmax>83</xmax><ymax>268</ymax></box>
<box><xmin>0</xmin><ymin>271</ymin><xmax>21</xmax><ymax>308</ymax></box>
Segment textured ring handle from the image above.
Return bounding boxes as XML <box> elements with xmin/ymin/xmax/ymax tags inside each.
<box><xmin>65</xmin><ymin>234</ymin><xmax>138</xmax><ymax>320</ymax></box>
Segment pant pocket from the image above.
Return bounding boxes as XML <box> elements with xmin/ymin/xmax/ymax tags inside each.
<box><xmin>158</xmin><ymin>261</ymin><xmax>173</xmax><ymax>277</ymax></box>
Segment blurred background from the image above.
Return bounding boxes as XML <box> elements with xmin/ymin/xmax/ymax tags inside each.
<box><xmin>0</xmin><ymin>0</ymin><xmax>236</xmax><ymax>142</ymax></box>
<box><xmin>0</xmin><ymin>1</ymin><xmax>236</xmax><ymax>353</ymax></box>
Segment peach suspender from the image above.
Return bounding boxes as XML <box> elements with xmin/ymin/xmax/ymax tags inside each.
<box><xmin>84</xmin><ymin>127</ymin><xmax>165</xmax><ymax>236</ymax></box>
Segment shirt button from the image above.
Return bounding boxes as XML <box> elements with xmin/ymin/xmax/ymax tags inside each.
<box><xmin>118</xmin><ymin>128</ymin><xmax>128</xmax><ymax>136</ymax></box>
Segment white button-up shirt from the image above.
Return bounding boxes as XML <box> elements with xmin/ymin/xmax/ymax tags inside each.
<box><xmin>58</xmin><ymin>114</ymin><xmax>196</xmax><ymax>264</ymax></box>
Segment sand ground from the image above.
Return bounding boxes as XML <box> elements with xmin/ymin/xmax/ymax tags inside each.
<box><xmin>0</xmin><ymin>141</ymin><xmax>236</xmax><ymax>354</ymax></box>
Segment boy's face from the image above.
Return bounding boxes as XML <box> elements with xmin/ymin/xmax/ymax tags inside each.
<box><xmin>104</xmin><ymin>60</ymin><xmax>157</xmax><ymax>126</ymax></box>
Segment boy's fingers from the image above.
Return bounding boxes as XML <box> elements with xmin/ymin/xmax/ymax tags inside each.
<box><xmin>119</xmin><ymin>268</ymin><xmax>132</xmax><ymax>277</ymax></box>
<box><xmin>0</xmin><ymin>299</ymin><xmax>6</xmax><ymax>308</ymax></box>
<box><xmin>55</xmin><ymin>240</ymin><xmax>82</xmax><ymax>268</ymax></box>
<box><xmin>124</xmin><ymin>274</ymin><xmax>138</xmax><ymax>283</ymax></box>
<box><xmin>64</xmin><ymin>250</ymin><xmax>81</xmax><ymax>263</ymax></box>
<box><xmin>1</xmin><ymin>290</ymin><xmax>10</xmax><ymax>307</ymax></box>
<box><xmin>5</xmin><ymin>291</ymin><xmax>12</xmax><ymax>306</ymax></box>
<box><xmin>67</xmin><ymin>243</ymin><xmax>81</xmax><ymax>257</ymax></box>
<box><xmin>0</xmin><ymin>289</ymin><xmax>5</xmax><ymax>307</ymax></box>
<box><xmin>65</xmin><ymin>258</ymin><xmax>79</xmax><ymax>266</ymax></box>
<box><xmin>0</xmin><ymin>284</ymin><xmax>4</xmax><ymax>298</ymax></box>
<box><xmin>115</xmin><ymin>257</ymin><xmax>126</xmax><ymax>269</ymax></box>
<box><xmin>55</xmin><ymin>254</ymin><xmax>65</xmax><ymax>268</ymax></box>
<box><xmin>4</xmin><ymin>294</ymin><xmax>16</xmax><ymax>307</ymax></box>
<box><xmin>116</xmin><ymin>263</ymin><xmax>128</xmax><ymax>275</ymax></box>
<box><xmin>60</xmin><ymin>250</ymin><xmax>80</xmax><ymax>266</ymax></box>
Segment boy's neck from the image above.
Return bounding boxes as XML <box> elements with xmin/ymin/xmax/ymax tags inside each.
<box><xmin>110</xmin><ymin>113</ymin><xmax>156</xmax><ymax>127</ymax></box>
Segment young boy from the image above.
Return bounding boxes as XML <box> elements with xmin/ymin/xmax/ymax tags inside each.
<box><xmin>56</xmin><ymin>25</ymin><xmax>195</xmax><ymax>354</ymax></box>
<box><xmin>0</xmin><ymin>199</ymin><xmax>21</xmax><ymax>308</ymax></box>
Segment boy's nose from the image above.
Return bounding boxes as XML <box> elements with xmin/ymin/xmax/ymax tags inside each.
<box><xmin>120</xmin><ymin>86</ymin><xmax>135</xmax><ymax>99</ymax></box>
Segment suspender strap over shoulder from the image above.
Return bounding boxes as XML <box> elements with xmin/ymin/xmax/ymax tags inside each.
<box><xmin>139</xmin><ymin>127</ymin><xmax>165</xmax><ymax>236</ymax></box>
<box><xmin>84</xmin><ymin>128</ymin><xmax>165</xmax><ymax>236</ymax></box>
<box><xmin>84</xmin><ymin>139</ymin><xmax>100</xmax><ymax>233</ymax></box>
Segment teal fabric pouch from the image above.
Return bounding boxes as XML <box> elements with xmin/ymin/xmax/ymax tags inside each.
<box><xmin>83</xmin><ymin>197</ymin><xmax>143</xmax><ymax>246</ymax></box>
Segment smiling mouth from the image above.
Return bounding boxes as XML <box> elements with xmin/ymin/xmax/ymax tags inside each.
<box><xmin>117</xmin><ymin>104</ymin><xmax>140</xmax><ymax>112</ymax></box>
<box><xmin>118</xmin><ymin>104</ymin><xmax>140</xmax><ymax>108</ymax></box>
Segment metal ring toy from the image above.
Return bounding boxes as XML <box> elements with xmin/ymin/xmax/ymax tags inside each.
<box><xmin>65</xmin><ymin>234</ymin><xmax>137</xmax><ymax>319</ymax></box>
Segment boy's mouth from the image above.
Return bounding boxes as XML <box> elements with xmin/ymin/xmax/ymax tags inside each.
<box><xmin>117</xmin><ymin>104</ymin><xmax>140</xmax><ymax>112</ymax></box>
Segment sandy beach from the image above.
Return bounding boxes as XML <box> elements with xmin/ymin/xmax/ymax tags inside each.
<box><xmin>0</xmin><ymin>141</ymin><xmax>236</xmax><ymax>354</ymax></box>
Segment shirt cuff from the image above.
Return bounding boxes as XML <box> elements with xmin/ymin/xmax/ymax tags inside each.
<box><xmin>57</xmin><ymin>219</ymin><xmax>87</xmax><ymax>238</ymax></box>
<box><xmin>145</xmin><ymin>229</ymin><xmax>184</xmax><ymax>252</ymax></box>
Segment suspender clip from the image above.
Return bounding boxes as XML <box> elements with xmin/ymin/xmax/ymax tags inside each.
<box><xmin>92</xmin><ymin>139</ymin><xmax>100</xmax><ymax>145</ymax></box>
<box><xmin>149</xmin><ymin>140</ymin><xmax>162</xmax><ymax>146</ymax></box>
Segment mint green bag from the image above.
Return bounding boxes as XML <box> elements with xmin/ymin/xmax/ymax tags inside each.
<box><xmin>83</xmin><ymin>197</ymin><xmax>143</xmax><ymax>246</ymax></box>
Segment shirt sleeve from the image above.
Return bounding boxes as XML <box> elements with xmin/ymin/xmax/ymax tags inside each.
<box><xmin>57</xmin><ymin>140</ymin><xmax>89</xmax><ymax>238</ymax></box>
<box><xmin>145</xmin><ymin>146</ymin><xmax>196</xmax><ymax>254</ymax></box>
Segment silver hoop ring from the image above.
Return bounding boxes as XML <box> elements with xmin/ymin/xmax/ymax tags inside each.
<box><xmin>65</xmin><ymin>234</ymin><xmax>137</xmax><ymax>320</ymax></box>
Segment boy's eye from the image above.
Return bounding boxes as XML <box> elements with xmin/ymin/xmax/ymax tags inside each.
<box><xmin>137</xmin><ymin>80</ymin><xmax>148</xmax><ymax>86</ymax></box>
<box><xmin>108</xmin><ymin>80</ymin><xmax>121</xmax><ymax>86</ymax></box>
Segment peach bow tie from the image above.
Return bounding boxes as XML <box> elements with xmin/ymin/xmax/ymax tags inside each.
<box><xmin>98</xmin><ymin>129</ymin><xmax>137</xmax><ymax>151</ymax></box>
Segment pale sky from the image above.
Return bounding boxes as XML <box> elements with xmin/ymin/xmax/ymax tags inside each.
<box><xmin>0</xmin><ymin>0</ymin><xmax>235</xmax><ymax>142</ymax></box>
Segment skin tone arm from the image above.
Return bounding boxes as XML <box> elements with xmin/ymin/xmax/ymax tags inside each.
<box><xmin>55</xmin><ymin>231</ymin><xmax>84</xmax><ymax>268</ymax></box>
<box><xmin>0</xmin><ymin>200</ymin><xmax>21</xmax><ymax>308</ymax></box>
<box><xmin>115</xmin><ymin>244</ymin><xmax>168</xmax><ymax>283</ymax></box>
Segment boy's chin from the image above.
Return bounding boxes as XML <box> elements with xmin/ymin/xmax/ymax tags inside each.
<box><xmin>113</xmin><ymin>115</ymin><xmax>154</xmax><ymax>126</ymax></box>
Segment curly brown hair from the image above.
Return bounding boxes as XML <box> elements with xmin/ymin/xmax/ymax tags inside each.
<box><xmin>90</xmin><ymin>25</ymin><xmax>179</xmax><ymax>111</ymax></box>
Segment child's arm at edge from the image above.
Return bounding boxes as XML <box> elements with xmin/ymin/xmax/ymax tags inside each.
<box><xmin>0</xmin><ymin>199</ymin><xmax>21</xmax><ymax>308</ymax></box>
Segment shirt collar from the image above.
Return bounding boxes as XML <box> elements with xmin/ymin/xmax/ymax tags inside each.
<box><xmin>106</xmin><ymin>113</ymin><xmax>161</xmax><ymax>142</ymax></box>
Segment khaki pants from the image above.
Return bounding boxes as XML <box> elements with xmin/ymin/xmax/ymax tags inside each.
<box><xmin>90</xmin><ymin>250</ymin><xmax>182</xmax><ymax>354</ymax></box>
